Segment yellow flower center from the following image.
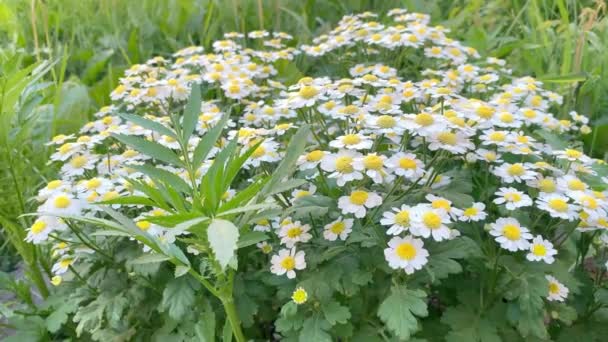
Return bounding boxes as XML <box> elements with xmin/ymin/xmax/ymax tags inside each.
<box><xmin>432</xmin><ymin>199</ymin><xmax>451</xmax><ymax>211</ymax></box>
<box><xmin>504</xmin><ymin>192</ymin><xmax>522</xmax><ymax>202</ymax></box>
<box><xmin>31</xmin><ymin>220</ymin><xmax>47</xmax><ymax>234</ymax></box>
<box><xmin>136</xmin><ymin>221</ymin><xmax>151</xmax><ymax>231</ymax></box>
<box><xmin>548</xmin><ymin>199</ymin><xmax>568</xmax><ymax>212</ymax></box>
<box><xmin>363</xmin><ymin>155</ymin><xmax>383</xmax><ymax>170</ymax></box>
<box><xmin>489</xmin><ymin>132</ymin><xmax>505</xmax><ymax>142</ymax></box>
<box><xmin>54</xmin><ymin>195</ymin><xmax>71</xmax><ymax>209</ymax></box>
<box><xmin>398</xmin><ymin>158</ymin><xmax>417</xmax><ymax>169</ymax></box>
<box><xmin>335</xmin><ymin>156</ymin><xmax>354</xmax><ymax>173</ymax></box>
<box><xmin>227</xmin><ymin>84</ymin><xmax>241</xmax><ymax>94</ymax></box>
<box><xmin>349</xmin><ymin>191</ymin><xmax>369</xmax><ymax>205</ymax></box>
<box><xmin>414</xmin><ymin>113</ymin><xmax>434</xmax><ymax>126</ymax></box>
<box><xmin>549</xmin><ymin>282</ymin><xmax>559</xmax><ymax>294</ymax></box>
<box><xmin>502</xmin><ymin>224</ymin><xmax>521</xmax><ymax>241</ymax></box>
<box><xmin>377</xmin><ymin>115</ymin><xmax>396</xmax><ymax>128</ymax></box>
<box><xmin>306</xmin><ymin>150</ymin><xmax>324</xmax><ymax>162</ymax></box>
<box><xmin>47</xmin><ymin>180</ymin><xmax>62</xmax><ymax>190</ymax></box>
<box><xmin>438</xmin><ymin>132</ymin><xmax>457</xmax><ymax>145</ymax></box>
<box><xmin>102</xmin><ymin>191</ymin><xmax>119</xmax><ymax>201</ymax></box>
<box><xmin>280</xmin><ymin>256</ymin><xmax>295</xmax><ymax>270</ymax></box>
<box><xmin>299</xmin><ymin>86</ymin><xmax>318</xmax><ymax>99</ymax></box>
<box><xmin>507</xmin><ymin>163</ymin><xmax>525</xmax><ymax>176</ymax></box>
<box><xmin>252</xmin><ymin>146</ymin><xmax>266</xmax><ymax>158</ymax></box>
<box><xmin>70</xmin><ymin>155</ymin><xmax>88</xmax><ymax>168</ymax></box>
<box><xmin>342</xmin><ymin>134</ymin><xmax>361</xmax><ymax>145</ymax></box>
<box><xmin>396</xmin><ymin>242</ymin><xmax>417</xmax><ymax>260</ymax></box>
<box><xmin>330</xmin><ymin>222</ymin><xmax>346</xmax><ymax>234</ymax></box>
<box><xmin>568</xmin><ymin>179</ymin><xmax>586</xmax><ymax>191</ymax></box>
<box><xmin>464</xmin><ymin>207</ymin><xmax>478</xmax><ymax>217</ymax></box>
<box><xmin>86</xmin><ymin>178</ymin><xmax>102</xmax><ymax>190</ymax></box>
<box><xmin>395</xmin><ymin>210</ymin><xmax>410</xmax><ymax>226</ymax></box>
<box><xmin>286</xmin><ymin>227</ymin><xmax>302</xmax><ymax>238</ymax></box>
<box><xmin>59</xmin><ymin>259</ymin><xmax>72</xmax><ymax>268</ymax></box>
<box><xmin>499</xmin><ymin>112</ymin><xmax>514</xmax><ymax>123</ymax></box>
<box><xmin>477</xmin><ymin>105</ymin><xmax>495</xmax><ymax>119</ymax></box>
<box><xmin>538</xmin><ymin>179</ymin><xmax>556</xmax><ymax>193</ymax></box>
<box><xmin>422</xmin><ymin>212</ymin><xmax>442</xmax><ymax>229</ymax></box>
<box><xmin>292</xmin><ymin>288</ymin><xmax>308</xmax><ymax>304</ymax></box>
<box><xmin>564</xmin><ymin>149</ymin><xmax>582</xmax><ymax>159</ymax></box>
<box><xmin>532</xmin><ymin>244</ymin><xmax>547</xmax><ymax>256</ymax></box>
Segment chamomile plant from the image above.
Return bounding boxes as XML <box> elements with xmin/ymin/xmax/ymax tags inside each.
<box><xmin>26</xmin><ymin>8</ymin><xmax>608</xmax><ymax>341</ymax></box>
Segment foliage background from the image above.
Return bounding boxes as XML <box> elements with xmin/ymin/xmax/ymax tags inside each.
<box><xmin>0</xmin><ymin>0</ymin><xmax>606</xmax><ymax>292</ymax></box>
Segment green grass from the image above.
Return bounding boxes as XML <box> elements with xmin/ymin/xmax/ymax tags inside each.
<box><xmin>0</xmin><ymin>0</ymin><xmax>606</xmax><ymax>270</ymax></box>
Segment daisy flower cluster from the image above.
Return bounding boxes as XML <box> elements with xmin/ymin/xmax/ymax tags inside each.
<box><xmin>28</xmin><ymin>9</ymin><xmax>607</xmax><ymax>335</ymax></box>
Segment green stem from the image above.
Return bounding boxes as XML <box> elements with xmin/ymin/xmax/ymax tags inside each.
<box><xmin>221</xmin><ymin>295</ymin><xmax>246</xmax><ymax>342</ymax></box>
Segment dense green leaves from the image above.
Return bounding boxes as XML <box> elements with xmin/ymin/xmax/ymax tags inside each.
<box><xmin>159</xmin><ymin>277</ymin><xmax>199</xmax><ymax>320</ymax></box>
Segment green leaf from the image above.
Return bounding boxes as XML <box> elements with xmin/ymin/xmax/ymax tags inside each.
<box><xmin>112</xmin><ymin>133</ymin><xmax>183</xmax><ymax>166</ymax></box>
<box><xmin>118</xmin><ymin>112</ymin><xmax>176</xmax><ymax>138</ymax></box>
<box><xmin>424</xmin><ymin>237</ymin><xmax>482</xmax><ymax>282</ymax></box>
<box><xmin>260</xmin><ymin>124</ymin><xmax>310</xmax><ymax>197</ymax></box>
<box><xmin>377</xmin><ymin>285</ymin><xmax>428</xmax><ymax>340</ymax></box>
<box><xmin>182</xmin><ymin>84</ymin><xmax>202</xmax><ymax>142</ymax></box>
<box><xmin>237</xmin><ymin>231</ymin><xmax>269</xmax><ymax>249</ymax></box>
<box><xmin>131</xmin><ymin>253</ymin><xmax>171</xmax><ymax>264</ymax></box>
<box><xmin>299</xmin><ymin>313</ymin><xmax>332</xmax><ymax>342</ymax></box>
<box><xmin>322</xmin><ymin>301</ymin><xmax>351</xmax><ymax>326</ymax></box>
<box><xmin>207</xmin><ymin>219</ymin><xmax>240</xmax><ymax>270</ymax></box>
<box><xmin>95</xmin><ymin>194</ymin><xmax>156</xmax><ymax>206</ymax></box>
<box><xmin>441</xmin><ymin>305</ymin><xmax>501</xmax><ymax>342</ymax></box>
<box><xmin>127</xmin><ymin>164</ymin><xmax>192</xmax><ymax>194</ymax></box>
<box><xmin>504</xmin><ymin>272</ymin><xmax>549</xmax><ymax>339</ymax></box>
<box><xmin>159</xmin><ymin>277</ymin><xmax>199</xmax><ymax>320</ymax></box>
<box><xmin>175</xmin><ymin>265</ymin><xmax>190</xmax><ymax>278</ymax></box>
<box><xmin>195</xmin><ymin>299</ymin><xmax>216</xmax><ymax>342</ymax></box>
<box><xmin>192</xmin><ymin>112</ymin><xmax>230</xmax><ymax>169</ymax></box>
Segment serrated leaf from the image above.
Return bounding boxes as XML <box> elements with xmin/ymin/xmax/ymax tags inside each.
<box><xmin>299</xmin><ymin>313</ymin><xmax>332</xmax><ymax>342</ymax></box>
<box><xmin>322</xmin><ymin>301</ymin><xmax>351</xmax><ymax>325</ymax></box>
<box><xmin>207</xmin><ymin>219</ymin><xmax>240</xmax><ymax>270</ymax></box>
<box><xmin>159</xmin><ymin>277</ymin><xmax>198</xmax><ymax>320</ymax></box>
<box><xmin>377</xmin><ymin>285</ymin><xmax>428</xmax><ymax>340</ymax></box>
<box><xmin>441</xmin><ymin>305</ymin><xmax>501</xmax><ymax>342</ymax></box>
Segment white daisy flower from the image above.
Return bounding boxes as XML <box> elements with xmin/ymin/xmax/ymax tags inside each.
<box><xmin>52</xmin><ymin>257</ymin><xmax>75</xmax><ymax>275</ymax></box>
<box><xmin>337</xmin><ymin>190</ymin><xmax>382</xmax><ymax>218</ymax></box>
<box><xmin>353</xmin><ymin>153</ymin><xmax>392</xmax><ymax>184</ymax></box>
<box><xmin>380</xmin><ymin>205</ymin><xmax>412</xmax><ymax>235</ymax></box>
<box><xmin>459</xmin><ymin>202</ymin><xmax>487</xmax><ymax>222</ymax></box>
<box><xmin>320</xmin><ymin>150</ymin><xmax>364</xmax><ymax>186</ymax></box>
<box><xmin>546</xmin><ymin>275</ymin><xmax>569</xmax><ymax>302</ymax></box>
<box><xmin>385</xmin><ymin>152</ymin><xmax>425</xmax><ymax>180</ymax></box>
<box><xmin>25</xmin><ymin>216</ymin><xmax>59</xmax><ymax>244</ymax></box>
<box><xmin>384</xmin><ymin>235</ymin><xmax>429</xmax><ymax>274</ymax></box>
<box><xmin>270</xmin><ymin>248</ymin><xmax>306</xmax><ymax>279</ymax></box>
<box><xmin>297</xmin><ymin>150</ymin><xmax>327</xmax><ymax>170</ymax></box>
<box><xmin>493</xmin><ymin>187</ymin><xmax>532</xmax><ymax>210</ymax></box>
<box><xmin>409</xmin><ymin>204</ymin><xmax>451</xmax><ymax>241</ymax></box>
<box><xmin>526</xmin><ymin>236</ymin><xmax>557</xmax><ymax>264</ymax></box>
<box><xmin>278</xmin><ymin>221</ymin><xmax>312</xmax><ymax>247</ymax></box>
<box><xmin>39</xmin><ymin>193</ymin><xmax>84</xmax><ymax>217</ymax></box>
<box><xmin>489</xmin><ymin>217</ymin><xmax>532</xmax><ymax>252</ymax></box>
<box><xmin>493</xmin><ymin>162</ymin><xmax>537</xmax><ymax>184</ymax></box>
<box><xmin>329</xmin><ymin>133</ymin><xmax>373</xmax><ymax>150</ymax></box>
<box><xmin>323</xmin><ymin>217</ymin><xmax>354</xmax><ymax>241</ymax></box>
<box><xmin>536</xmin><ymin>194</ymin><xmax>580</xmax><ymax>221</ymax></box>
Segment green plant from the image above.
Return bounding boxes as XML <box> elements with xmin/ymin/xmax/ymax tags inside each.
<box><xmin>7</xmin><ymin>8</ymin><xmax>608</xmax><ymax>341</ymax></box>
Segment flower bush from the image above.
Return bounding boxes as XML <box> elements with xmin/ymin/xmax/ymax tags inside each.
<box><xmin>27</xmin><ymin>8</ymin><xmax>608</xmax><ymax>341</ymax></box>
